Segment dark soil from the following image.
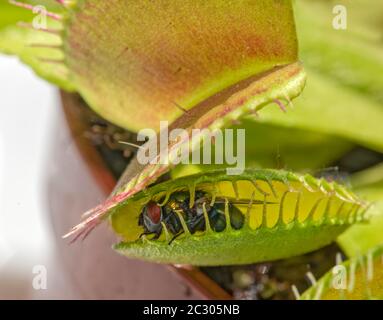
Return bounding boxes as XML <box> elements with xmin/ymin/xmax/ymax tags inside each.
<box><xmin>202</xmin><ymin>244</ymin><xmax>344</xmax><ymax>300</ymax></box>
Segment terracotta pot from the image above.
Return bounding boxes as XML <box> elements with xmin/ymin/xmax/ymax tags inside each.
<box><xmin>45</xmin><ymin>91</ymin><xmax>230</xmax><ymax>299</ymax></box>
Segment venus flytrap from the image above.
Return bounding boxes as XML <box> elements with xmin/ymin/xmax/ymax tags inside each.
<box><xmin>64</xmin><ymin>63</ymin><xmax>306</xmax><ymax>240</ymax></box>
<box><xmin>296</xmin><ymin>0</ymin><xmax>383</xmax><ymax>104</ymax></box>
<box><xmin>0</xmin><ymin>1</ymin><xmax>74</xmax><ymax>89</ymax></box>
<box><xmin>338</xmin><ymin>165</ymin><xmax>383</xmax><ymax>257</ymax></box>
<box><xmin>1</xmin><ymin>0</ymin><xmax>382</xmax><ymax>299</ymax></box>
<box><xmin>1</xmin><ymin>1</ymin><xmax>307</xmax><ymax>236</ymax></box>
<box><xmin>301</xmin><ymin>244</ymin><xmax>383</xmax><ymax>300</ymax></box>
<box><xmin>111</xmin><ymin>169</ymin><xmax>371</xmax><ymax>266</ymax></box>
<box><xmin>254</xmin><ymin>1</ymin><xmax>383</xmax><ymax>153</ymax></box>
<box><xmin>0</xmin><ymin>0</ymin><xmax>300</xmax><ymax>132</ymax></box>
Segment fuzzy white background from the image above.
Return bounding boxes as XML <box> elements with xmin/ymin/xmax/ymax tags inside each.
<box><xmin>0</xmin><ymin>55</ymin><xmax>78</xmax><ymax>299</ymax></box>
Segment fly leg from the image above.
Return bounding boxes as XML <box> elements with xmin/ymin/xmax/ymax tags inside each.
<box><xmin>168</xmin><ymin>231</ymin><xmax>184</xmax><ymax>245</ymax></box>
<box><xmin>139</xmin><ymin>231</ymin><xmax>161</xmax><ymax>240</ymax></box>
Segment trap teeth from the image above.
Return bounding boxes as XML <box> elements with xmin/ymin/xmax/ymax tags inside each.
<box><xmin>111</xmin><ymin>169</ymin><xmax>371</xmax><ymax>265</ymax></box>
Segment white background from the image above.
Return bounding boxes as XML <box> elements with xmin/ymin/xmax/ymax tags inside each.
<box><xmin>0</xmin><ymin>55</ymin><xmax>77</xmax><ymax>299</ymax></box>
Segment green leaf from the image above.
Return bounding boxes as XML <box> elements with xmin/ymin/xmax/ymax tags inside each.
<box><xmin>64</xmin><ymin>63</ymin><xmax>307</xmax><ymax>241</ymax></box>
<box><xmin>170</xmin><ymin>121</ymin><xmax>353</xmax><ymax>181</ymax></box>
<box><xmin>208</xmin><ymin>121</ymin><xmax>353</xmax><ymax>171</ymax></box>
<box><xmin>338</xmin><ymin>164</ymin><xmax>383</xmax><ymax>257</ymax></box>
<box><xmin>0</xmin><ymin>1</ymin><xmax>32</xmax><ymax>28</ymax></box>
<box><xmin>296</xmin><ymin>0</ymin><xmax>383</xmax><ymax>104</ymax></box>
<box><xmin>252</xmin><ymin>69</ymin><xmax>383</xmax><ymax>152</ymax></box>
<box><xmin>251</xmin><ymin>1</ymin><xmax>383</xmax><ymax>153</ymax></box>
<box><xmin>0</xmin><ymin>1</ymin><xmax>74</xmax><ymax>90</ymax></box>
<box><xmin>112</xmin><ymin>169</ymin><xmax>371</xmax><ymax>266</ymax></box>
<box><xmin>64</xmin><ymin>0</ymin><xmax>299</xmax><ymax>131</ymax></box>
<box><xmin>301</xmin><ymin>244</ymin><xmax>383</xmax><ymax>300</ymax></box>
